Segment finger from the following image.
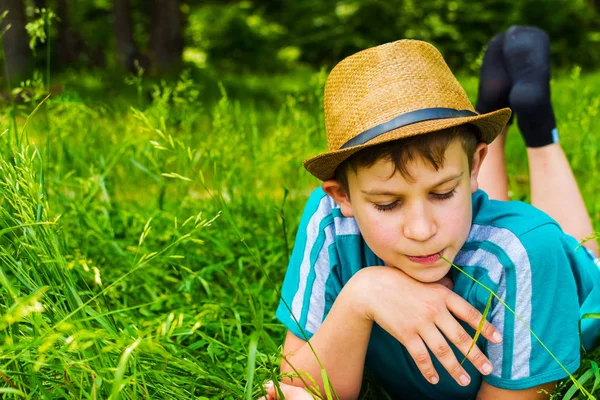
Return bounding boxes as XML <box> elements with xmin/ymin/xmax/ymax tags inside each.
<box><xmin>436</xmin><ymin>313</ymin><xmax>494</xmax><ymax>376</ymax></box>
<box><xmin>446</xmin><ymin>293</ymin><xmax>503</xmax><ymax>344</ymax></box>
<box><xmin>404</xmin><ymin>337</ymin><xmax>440</xmax><ymax>385</ymax></box>
<box><xmin>264</xmin><ymin>381</ymin><xmax>277</xmax><ymax>400</ymax></box>
<box><xmin>420</xmin><ymin>328</ymin><xmax>471</xmax><ymax>387</ymax></box>
<box><xmin>266</xmin><ymin>381</ymin><xmax>313</xmax><ymax>400</ymax></box>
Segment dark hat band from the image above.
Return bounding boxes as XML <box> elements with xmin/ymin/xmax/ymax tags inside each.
<box><xmin>339</xmin><ymin>107</ymin><xmax>478</xmax><ymax>149</ymax></box>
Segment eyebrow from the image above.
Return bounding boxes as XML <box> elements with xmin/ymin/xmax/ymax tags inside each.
<box><xmin>360</xmin><ymin>171</ymin><xmax>464</xmax><ymax>196</ymax></box>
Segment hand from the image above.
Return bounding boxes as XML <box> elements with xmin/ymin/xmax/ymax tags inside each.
<box><xmin>350</xmin><ymin>267</ymin><xmax>502</xmax><ymax>387</ymax></box>
<box><xmin>261</xmin><ymin>381</ymin><xmax>314</xmax><ymax>400</ymax></box>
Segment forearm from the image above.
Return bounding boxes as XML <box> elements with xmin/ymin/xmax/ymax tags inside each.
<box><xmin>281</xmin><ymin>278</ymin><xmax>373</xmax><ymax>400</ymax></box>
<box><xmin>476</xmin><ymin>381</ymin><xmax>556</xmax><ymax>400</ymax></box>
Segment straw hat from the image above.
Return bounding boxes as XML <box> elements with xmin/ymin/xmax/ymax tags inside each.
<box><xmin>304</xmin><ymin>40</ymin><xmax>512</xmax><ymax>181</ymax></box>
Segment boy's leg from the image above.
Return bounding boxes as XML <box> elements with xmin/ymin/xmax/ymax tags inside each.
<box><xmin>526</xmin><ymin>145</ymin><xmax>598</xmax><ymax>254</ymax></box>
<box><xmin>475</xmin><ymin>33</ymin><xmax>511</xmax><ymax>200</ymax></box>
<box><xmin>504</xmin><ymin>26</ymin><xmax>598</xmax><ymax>253</ymax></box>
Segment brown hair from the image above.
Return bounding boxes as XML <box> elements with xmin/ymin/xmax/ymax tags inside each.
<box><xmin>335</xmin><ymin>124</ymin><xmax>480</xmax><ymax>194</ymax></box>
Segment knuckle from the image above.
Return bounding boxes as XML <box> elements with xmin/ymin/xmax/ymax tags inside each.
<box><xmin>467</xmin><ymin>307</ymin><xmax>482</xmax><ymax>322</ymax></box>
<box><xmin>436</xmin><ymin>344</ymin><xmax>452</xmax><ymax>358</ymax></box>
<box><xmin>483</xmin><ymin>322</ymin><xmax>496</xmax><ymax>335</ymax></box>
<box><xmin>449</xmin><ymin>364</ymin><xmax>464</xmax><ymax>377</ymax></box>
<box><xmin>424</xmin><ymin>301</ymin><xmax>443</xmax><ymax>316</ymax></box>
<box><xmin>432</xmin><ymin>284</ymin><xmax>450</xmax><ymax>297</ymax></box>
<box><xmin>414</xmin><ymin>352</ymin><xmax>430</xmax><ymax>365</ymax></box>
<box><xmin>457</xmin><ymin>330</ymin><xmax>472</xmax><ymax>346</ymax></box>
<box><xmin>421</xmin><ymin>366</ymin><xmax>436</xmax><ymax>377</ymax></box>
<box><xmin>470</xmin><ymin>350</ymin><xmax>485</xmax><ymax>364</ymax></box>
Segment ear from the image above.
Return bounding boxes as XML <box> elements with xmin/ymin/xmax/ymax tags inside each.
<box><xmin>470</xmin><ymin>142</ymin><xmax>488</xmax><ymax>193</ymax></box>
<box><xmin>322</xmin><ymin>179</ymin><xmax>354</xmax><ymax>218</ymax></box>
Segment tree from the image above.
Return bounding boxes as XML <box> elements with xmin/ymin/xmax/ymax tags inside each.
<box><xmin>149</xmin><ymin>0</ymin><xmax>183</xmax><ymax>74</ymax></box>
<box><xmin>56</xmin><ymin>0</ymin><xmax>80</xmax><ymax>65</ymax></box>
<box><xmin>0</xmin><ymin>0</ymin><xmax>31</xmax><ymax>84</ymax></box>
<box><xmin>113</xmin><ymin>0</ymin><xmax>142</xmax><ymax>72</ymax></box>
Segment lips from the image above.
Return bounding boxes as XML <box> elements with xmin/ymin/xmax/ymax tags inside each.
<box><xmin>406</xmin><ymin>252</ymin><xmax>441</xmax><ymax>265</ymax></box>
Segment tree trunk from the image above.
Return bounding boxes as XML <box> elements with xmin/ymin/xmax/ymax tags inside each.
<box><xmin>113</xmin><ymin>0</ymin><xmax>141</xmax><ymax>72</ymax></box>
<box><xmin>56</xmin><ymin>0</ymin><xmax>80</xmax><ymax>65</ymax></box>
<box><xmin>0</xmin><ymin>0</ymin><xmax>31</xmax><ymax>84</ymax></box>
<box><xmin>149</xmin><ymin>0</ymin><xmax>183</xmax><ymax>75</ymax></box>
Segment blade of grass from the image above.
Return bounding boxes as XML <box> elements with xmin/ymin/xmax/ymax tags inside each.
<box><xmin>592</xmin><ymin>361</ymin><xmax>600</xmax><ymax>394</ymax></box>
<box><xmin>321</xmin><ymin>369</ymin><xmax>334</xmax><ymax>400</ymax></box>
<box><xmin>582</xmin><ymin>313</ymin><xmax>600</xmax><ymax>320</ymax></box>
<box><xmin>110</xmin><ymin>338</ymin><xmax>142</xmax><ymax>399</ymax></box>
<box><xmin>461</xmin><ymin>292</ymin><xmax>493</xmax><ymax>365</ymax></box>
<box><xmin>564</xmin><ymin>369</ymin><xmax>594</xmax><ymax>400</ymax></box>
<box><xmin>244</xmin><ymin>332</ymin><xmax>259</xmax><ymax>400</ymax></box>
<box><xmin>0</xmin><ymin>388</ymin><xmax>26</xmax><ymax>396</ymax></box>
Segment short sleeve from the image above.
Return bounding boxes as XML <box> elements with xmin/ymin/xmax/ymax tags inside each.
<box><xmin>276</xmin><ymin>188</ymin><xmax>338</xmax><ymax>340</ymax></box>
<box><xmin>483</xmin><ymin>223</ymin><xmax>580</xmax><ymax>390</ymax></box>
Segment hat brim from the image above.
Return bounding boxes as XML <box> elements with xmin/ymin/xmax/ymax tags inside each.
<box><xmin>304</xmin><ymin>107</ymin><xmax>512</xmax><ymax>181</ymax></box>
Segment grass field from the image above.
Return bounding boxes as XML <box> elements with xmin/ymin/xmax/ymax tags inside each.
<box><xmin>0</xmin><ymin>67</ymin><xmax>598</xmax><ymax>399</ymax></box>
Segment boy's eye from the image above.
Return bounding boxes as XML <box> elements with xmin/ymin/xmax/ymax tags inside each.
<box><xmin>431</xmin><ymin>189</ymin><xmax>456</xmax><ymax>200</ymax></box>
<box><xmin>374</xmin><ymin>201</ymin><xmax>398</xmax><ymax>212</ymax></box>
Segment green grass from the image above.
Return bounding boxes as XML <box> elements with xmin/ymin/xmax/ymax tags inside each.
<box><xmin>0</xmin><ymin>67</ymin><xmax>598</xmax><ymax>399</ymax></box>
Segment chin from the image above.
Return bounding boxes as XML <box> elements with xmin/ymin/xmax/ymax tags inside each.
<box><xmin>384</xmin><ymin>257</ymin><xmax>453</xmax><ymax>283</ymax></box>
<box><xmin>409</xmin><ymin>266</ymin><xmax>451</xmax><ymax>283</ymax></box>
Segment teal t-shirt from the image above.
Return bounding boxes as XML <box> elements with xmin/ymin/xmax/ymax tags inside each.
<box><xmin>276</xmin><ymin>188</ymin><xmax>600</xmax><ymax>399</ymax></box>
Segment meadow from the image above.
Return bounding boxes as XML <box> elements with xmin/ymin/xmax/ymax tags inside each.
<box><xmin>0</xmin><ymin>66</ymin><xmax>599</xmax><ymax>399</ymax></box>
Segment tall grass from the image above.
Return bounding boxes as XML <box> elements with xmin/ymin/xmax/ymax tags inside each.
<box><xmin>0</xmin><ymin>66</ymin><xmax>598</xmax><ymax>399</ymax></box>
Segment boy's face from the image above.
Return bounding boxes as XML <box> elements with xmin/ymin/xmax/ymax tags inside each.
<box><xmin>323</xmin><ymin>140</ymin><xmax>487</xmax><ymax>283</ymax></box>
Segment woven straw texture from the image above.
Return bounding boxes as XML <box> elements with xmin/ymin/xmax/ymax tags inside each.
<box><xmin>304</xmin><ymin>40</ymin><xmax>512</xmax><ymax>181</ymax></box>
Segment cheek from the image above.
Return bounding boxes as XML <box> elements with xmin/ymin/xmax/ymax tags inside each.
<box><xmin>435</xmin><ymin>198</ymin><xmax>472</xmax><ymax>238</ymax></box>
<box><xmin>355</xmin><ymin>209</ymin><xmax>399</xmax><ymax>248</ymax></box>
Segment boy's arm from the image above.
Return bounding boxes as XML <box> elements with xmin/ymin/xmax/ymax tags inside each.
<box><xmin>280</xmin><ymin>266</ymin><xmax>502</xmax><ymax>400</ymax></box>
<box><xmin>280</xmin><ymin>275</ymin><xmax>372</xmax><ymax>400</ymax></box>
<box><xmin>476</xmin><ymin>381</ymin><xmax>556</xmax><ymax>400</ymax></box>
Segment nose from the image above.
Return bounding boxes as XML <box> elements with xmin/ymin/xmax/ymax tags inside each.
<box><xmin>402</xmin><ymin>202</ymin><xmax>437</xmax><ymax>242</ymax></box>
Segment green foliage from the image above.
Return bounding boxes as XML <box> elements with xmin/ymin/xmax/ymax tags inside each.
<box><xmin>182</xmin><ymin>0</ymin><xmax>600</xmax><ymax>73</ymax></box>
<box><xmin>24</xmin><ymin>8</ymin><xmax>56</xmax><ymax>52</ymax></box>
<box><xmin>257</xmin><ymin>0</ymin><xmax>600</xmax><ymax>72</ymax></box>
<box><xmin>0</xmin><ymin>67</ymin><xmax>597</xmax><ymax>398</ymax></box>
<box><xmin>185</xmin><ymin>2</ymin><xmax>288</xmax><ymax>73</ymax></box>
<box><xmin>12</xmin><ymin>0</ymin><xmax>600</xmax><ymax>77</ymax></box>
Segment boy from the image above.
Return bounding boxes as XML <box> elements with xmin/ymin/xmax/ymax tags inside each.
<box><xmin>272</xmin><ymin>27</ymin><xmax>600</xmax><ymax>399</ymax></box>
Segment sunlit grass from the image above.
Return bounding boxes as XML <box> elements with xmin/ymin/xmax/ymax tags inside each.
<box><xmin>0</xmin><ymin>67</ymin><xmax>598</xmax><ymax>398</ymax></box>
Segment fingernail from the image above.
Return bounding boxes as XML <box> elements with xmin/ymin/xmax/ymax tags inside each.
<box><xmin>493</xmin><ymin>332</ymin><xmax>503</xmax><ymax>343</ymax></box>
<box><xmin>459</xmin><ymin>375</ymin><xmax>470</xmax><ymax>386</ymax></box>
<box><xmin>264</xmin><ymin>380</ymin><xmax>273</xmax><ymax>390</ymax></box>
<box><xmin>430</xmin><ymin>376</ymin><xmax>439</xmax><ymax>384</ymax></box>
<box><xmin>482</xmin><ymin>363</ymin><xmax>492</xmax><ymax>374</ymax></box>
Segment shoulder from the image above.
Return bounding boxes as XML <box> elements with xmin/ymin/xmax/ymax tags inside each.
<box><xmin>471</xmin><ymin>190</ymin><xmax>559</xmax><ymax>238</ymax></box>
<box><xmin>466</xmin><ymin>190</ymin><xmax>571</xmax><ymax>262</ymax></box>
<box><xmin>456</xmin><ymin>193</ymin><xmax>573</xmax><ymax>295</ymax></box>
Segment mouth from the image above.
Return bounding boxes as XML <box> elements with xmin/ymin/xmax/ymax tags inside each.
<box><xmin>406</xmin><ymin>251</ymin><xmax>443</xmax><ymax>265</ymax></box>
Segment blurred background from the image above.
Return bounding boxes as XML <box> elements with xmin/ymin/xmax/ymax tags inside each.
<box><xmin>1</xmin><ymin>0</ymin><xmax>600</xmax><ymax>96</ymax></box>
